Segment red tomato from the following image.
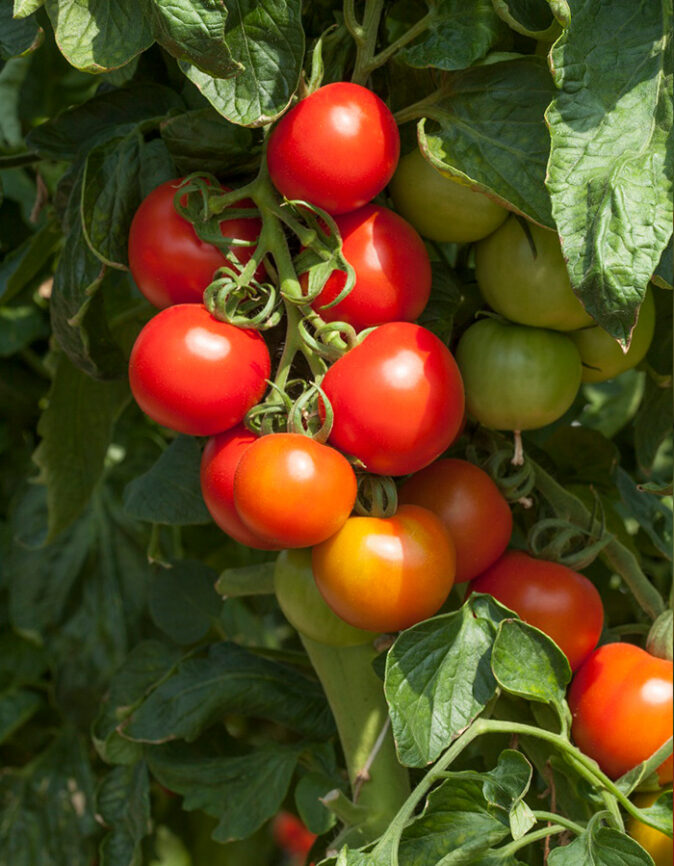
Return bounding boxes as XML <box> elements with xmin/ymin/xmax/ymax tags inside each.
<box><xmin>233</xmin><ymin>433</ymin><xmax>357</xmax><ymax>548</ymax></box>
<box><xmin>200</xmin><ymin>427</ymin><xmax>278</xmax><ymax>549</ymax></box>
<box><xmin>128</xmin><ymin>178</ymin><xmax>263</xmax><ymax>309</ymax></box>
<box><xmin>399</xmin><ymin>459</ymin><xmax>512</xmax><ymax>583</ymax></box>
<box><xmin>267</xmin><ymin>82</ymin><xmax>400</xmax><ymax>215</ymax></box>
<box><xmin>320</xmin><ymin>322</ymin><xmax>464</xmax><ymax>476</ymax></box>
<box><xmin>312</xmin><ymin>505</ymin><xmax>456</xmax><ymax>632</ymax></box>
<box><xmin>471</xmin><ymin>551</ymin><xmax>604</xmax><ymax>671</ymax></box>
<box><xmin>129</xmin><ymin>305</ymin><xmax>270</xmax><ymax>436</ymax></box>
<box><xmin>272</xmin><ymin>812</ymin><xmax>316</xmax><ymax>857</ymax></box>
<box><xmin>569</xmin><ymin>643</ymin><xmax>673</xmax><ymax>782</ymax></box>
<box><xmin>301</xmin><ymin>204</ymin><xmax>431</xmax><ymax>331</ymax></box>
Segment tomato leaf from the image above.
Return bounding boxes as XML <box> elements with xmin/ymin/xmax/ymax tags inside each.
<box><xmin>0</xmin><ymin>305</ymin><xmax>49</xmax><ymax>356</ymax></box>
<box><xmin>179</xmin><ymin>0</ymin><xmax>305</xmax><ymax>127</ymax></box>
<box><xmin>548</xmin><ymin>813</ymin><xmax>657</xmax><ymax>865</ymax></box>
<box><xmin>123</xmin><ymin>435</ymin><xmax>211</xmax><ymax>527</ymax></box>
<box><xmin>614</xmin><ymin>467</ymin><xmax>673</xmax><ymax>561</ymax></box>
<box><xmin>482</xmin><ymin>750</ymin><xmax>536</xmax><ymax>841</ymax></box>
<box><xmin>385</xmin><ymin>595</ymin><xmax>511</xmax><ymax>767</ymax></box>
<box><xmin>295</xmin><ymin>771</ymin><xmax>341</xmax><ymax>835</ymax></box>
<box><xmin>420</xmin><ymin>58</ymin><xmax>555</xmax><ymax>227</ymax></box>
<box><xmin>634</xmin><ymin>378</ymin><xmax>674</xmax><ymax>474</ymax></box>
<box><xmin>44</xmin><ymin>0</ymin><xmax>153</xmax><ymax>73</ymax></box>
<box><xmin>397</xmin><ymin>0</ymin><xmax>506</xmax><ymax>72</ymax></box>
<box><xmin>148</xmin><ymin>560</ymin><xmax>223</xmax><ymax>645</ymax></box>
<box><xmin>0</xmin><ymin>220</ymin><xmax>62</xmax><ymax>305</ymax></box>
<box><xmin>97</xmin><ymin>763</ymin><xmax>151</xmax><ymax>866</ymax></box>
<box><xmin>0</xmin><ymin>3</ymin><xmax>41</xmax><ymax>65</ymax></box>
<box><xmin>0</xmin><ymin>687</ymin><xmax>42</xmax><ymax>744</ymax></box>
<box><xmin>215</xmin><ymin>561</ymin><xmax>276</xmax><ymax>597</ymax></box>
<box><xmin>145</xmin><ymin>0</ymin><xmax>241</xmax><ymax>79</ymax></box>
<box><xmin>160</xmin><ymin>108</ymin><xmax>261</xmax><ymax>176</ymax></box>
<box><xmin>546</xmin><ymin>0</ymin><xmax>673</xmax><ymax>344</ymax></box>
<box><xmin>491</xmin><ymin>0</ymin><xmax>560</xmax><ymax>38</ymax></box>
<box><xmin>614</xmin><ymin>737</ymin><xmax>674</xmax><ymax>799</ymax></box>
<box><xmin>627</xmin><ymin>790</ymin><xmax>673</xmax><ymax>838</ymax></box>
<box><xmin>653</xmin><ymin>236</ymin><xmax>673</xmax><ymax>291</ymax></box>
<box><xmin>12</xmin><ymin>0</ymin><xmax>44</xmax><ymax>18</ymax></box>
<box><xmin>147</xmin><ymin>740</ymin><xmax>303</xmax><ymax>842</ymax></box>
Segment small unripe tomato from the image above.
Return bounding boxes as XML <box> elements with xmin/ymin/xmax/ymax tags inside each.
<box><xmin>399</xmin><ymin>459</ymin><xmax>512</xmax><ymax>583</ymax></box>
<box><xmin>627</xmin><ymin>792</ymin><xmax>673</xmax><ymax>866</ymax></box>
<box><xmin>128</xmin><ymin>178</ymin><xmax>263</xmax><ymax>309</ymax></box>
<box><xmin>274</xmin><ymin>549</ymin><xmax>374</xmax><ymax>646</ymax></box>
<box><xmin>312</xmin><ymin>505</ymin><xmax>456</xmax><ymax>633</ymax></box>
<box><xmin>200</xmin><ymin>427</ymin><xmax>278</xmax><ymax>549</ymax></box>
<box><xmin>389</xmin><ymin>149</ymin><xmax>508</xmax><ymax>243</ymax></box>
<box><xmin>569</xmin><ymin>643</ymin><xmax>673</xmax><ymax>782</ymax></box>
<box><xmin>471</xmin><ymin>551</ymin><xmax>604</xmax><ymax>671</ymax></box>
<box><xmin>234</xmin><ymin>434</ymin><xmax>357</xmax><ymax>548</ymax></box>
<box><xmin>129</xmin><ymin>305</ymin><xmax>270</xmax><ymax>436</ymax></box>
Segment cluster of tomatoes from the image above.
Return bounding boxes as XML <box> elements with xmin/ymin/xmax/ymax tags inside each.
<box><xmin>125</xmin><ymin>81</ymin><xmax>671</xmax><ymax>826</ymax></box>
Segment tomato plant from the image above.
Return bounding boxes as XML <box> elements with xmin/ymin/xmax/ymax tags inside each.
<box><xmin>129</xmin><ymin>304</ymin><xmax>271</xmax><ymax>435</ymax></box>
<box><xmin>302</xmin><ymin>204</ymin><xmax>431</xmax><ymax>331</ymax></box>
<box><xmin>628</xmin><ymin>794</ymin><xmax>674</xmax><ymax>866</ymax></box>
<box><xmin>128</xmin><ymin>179</ymin><xmax>263</xmax><ymax>309</ymax></box>
<box><xmin>321</xmin><ymin>322</ymin><xmax>465</xmax><ymax>475</ymax></box>
<box><xmin>389</xmin><ymin>148</ymin><xmax>508</xmax><ymax>243</ymax></box>
<box><xmin>267</xmin><ymin>82</ymin><xmax>400</xmax><ymax>214</ymax></box>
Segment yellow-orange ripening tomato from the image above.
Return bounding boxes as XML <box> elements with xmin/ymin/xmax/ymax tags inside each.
<box><xmin>312</xmin><ymin>505</ymin><xmax>456</xmax><ymax>633</ymax></box>
<box><xmin>389</xmin><ymin>149</ymin><xmax>508</xmax><ymax>243</ymax></box>
<box><xmin>399</xmin><ymin>459</ymin><xmax>512</xmax><ymax>583</ymax></box>
<box><xmin>628</xmin><ymin>793</ymin><xmax>673</xmax><ymax>866</ymax></box>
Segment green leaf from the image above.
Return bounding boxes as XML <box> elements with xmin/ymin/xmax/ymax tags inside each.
<box><xmin>548</xmin><ymin>814</ymin><xmax>655</xmax><ymax>865</ymax></box>
<box><xmin>147</xmin><ymin>741</ymin><xmax>302</xmax><ymax>842</ymax></box>
<box><xmin>160</xmin><ymin>108</ymin><xmax>260</xmax><ymax>176</ymax></box>
<box><xmin>0</xmin><ymin>305</ymin><xmax>49</xmax><ymax>356</ymax></box>
<box><xmin>398</xmin><ymin>0</ymin><xmax>505</xmax><ymax>71</ymax></box>
<box><xmin>215</xmin><ymin>561</ymin><xmax>276</xmax><ymax>597</ymax></box>
<box><xmin>0</xmin><ymin>2</ymin><xmax>41</xmax><ymax>62</ymax></box>
<box><xmin>33</xmin><ymin>353</ymin><xmax>130</xmax><ymax>541</ymax></box>
<box><xmin>0</xmin><ymin>220</ymin><xmax>62</xmax><ymax>304</ymax></box>
<box><xmin>542</xmin><ymin>426</ymin><xmax>620</xmax><ymax>488</ymax></box>
<box><xmin>491</xmin><ymin>0</ymin><xmax>560</xmax><ymax>38</ymax></box>
<box><xmin>629</xmin><ymin>790</ymin><xmax>673</xmax><ymax>838</ymax></box>
<box><xmin>295</xmin><ymin>771</ymin><xmax>340</xmax><ymax>835</ymax></box>
<box><xmin>146</xmin><ymin>0</ymin><xmax>241</xmax><ymax>78</ymax></box>
<box><xmin>0</xmin><ymin>687</ymin><xmax>42</xmax><ymax>743</ymax></box>
<box><xmin>121</xmin><ymin>642</ymin><xmax>334</xmax><ymax>743</ymax></box>
<box><xmin>44</xmin><ymin>0</ymin><xmax>153</xmax><ymax>73</ymax></box>
<box><xmin>123</xmin><ymin>436</ymin><xmax>211</xmax><ymax>526</ymax></box>
<box><xmin>384</xmin><ymin>595</ymin><xmax>511</xmax><ymax>767</ymax></box>
<box><xmin>482</xmin><ymin>750</ymin><xmax>535</xmax><ymax>841</ymax></box>
<box><xmin>653</xmin><ymin>236</ymin><xmax>673</xmax><ymax>290</ymax></box>
<box><xmin>579</xmin><ymin>372</ymin><xmax>646</xmax><ymax>441</ymax></box>
<box><xmin>13</xmin><ymin>0</ymin><xmax>44</xmax><ymax>17</ymax></box>
<box><xmin>635</xmin><ymin>379</ymin><xmax>674</xmax><ymax>474</ymax></box>
<box><xmin>98</xmin><ymin>763</ymin><xmax>151</xmax><ymax>866</ymax></box>
<box><xmin>614</xmin><ymin>466</ymin><xmax>673</xmax><ymax>560</ymax></box>
<box><xmin>0</xmin><ymin>632</ymin><xmax>49</xmax><ymax>690</ymax></box>
<box><xmin>420</xmin><ymin>58</ymin><xmax>555</xmax><ymax>227</ymax></box>
<box><xmin>149</xmin><ymin>560</ymin><xmax>222</xmax><ymax>645</ymax></box>
<box><xmin>546</xmin><ymin>0</ymin><xmax>673</xmax><ymax>343</ymax></box>
<box><xmin>491</xmin><ymin>619</ymin><xmax>571</xmax><ymax>717</ymax></box>
<box><xmin>614</xmin><ymin>737</ymin><xmax>674</xmax><ymax>797</ymax></box>
<box><xmin>417</xmin><ymin>263</ymin><xmax>465</xmax><ymax>344</ymax></box>
<box><xmin>180</xmin><ymin>0</ymin><xmax>305</xmax><ymax>127</ymax></box>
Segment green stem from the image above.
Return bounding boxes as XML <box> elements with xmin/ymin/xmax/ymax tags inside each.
<box><xmin>348</xmin><ymin>0</ymin><xmax>385</xmax><ymax>85</ymax></box>
<box><xmin>393</xmin><ymin>86</ymin><xmax>451</xmax><ymax>125</ymax></box>
<box><xmin>533</xmin><ymin>811</ymin><xmax>584</xmax><ymax>835</ymax></box>
<box><xmin>0</xmin><ymin>151</ymin><xmax>41</xmax><ymax>169</ymax></box>
<box><xmin>499</xmin><ymin>824</ymin><xmax>566</xmax><ymax>856</ymax></box>
<box><xmin>369</xmin><ymin>12</ymin><xmax>432</xmax><ymax>69</ymax></box>
<box><xmin>300</xmin><ymin>637</ymin><xmax>410</xmax><ymax>845</ymax></box>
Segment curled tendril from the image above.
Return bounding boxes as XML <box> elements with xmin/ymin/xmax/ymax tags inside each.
<box><xmin>204</xmin><ymin>270</ymin><xmax>281</xmax><ymax>330</ymax></box>
<box><xmin>528</xmin><ymin>491</ymin><xmax>613</xmax><ymax>569</ymax></box>
<box><xmin>287</xmin><ymin>381</ymin><xmax>333</xmax><ymax>443</ymax></box>
<box><xmin>474</xmin><ymin>446</ymin><xmax>536</xmax><ymax>503</ymax></box>
<box><xmin>354</xmin><ymin>474</ymin><xmax>399</xmax><ymax>519</ymax></box>
<box><xmin>297</xmin><ymin>310</ymin><xmax>356</xmax><ymax>361</ymax></box>
<box><xmin>244</xmin><ymin>379</ymin><xmax>302</xmax><ymax>436</ymax></box>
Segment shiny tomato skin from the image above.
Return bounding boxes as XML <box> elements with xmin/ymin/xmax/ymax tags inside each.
<box><xmin>233</xmin><ymin>433</ymin><xmax>357</xmax><ymax>548</ymax></box>
<box><xmin>475</xmin><ymin>216</ymin><xmax>594</xmax><ymax>332</ymax></box>
<box><xmin>129</xmin><ymin>304</ymin><xmax>270</xmax><ymax>436</ymax></box>
<box><xmin>456</xmin><ymin>318</ymin><xmax>582</xmax><ymax>431</ymax></box>
<box><xmin>389</xmin><ymin>149</ymin><xmax>508</xmax><ymax>243</ymax></box>
<box><xmin>569</xmin><ymin>643</ymin><xmax>674</xmax><ymax>783</ymax></box>
<box><xmin>471</xmin><ymin>551</ymin><xmax>603</xmax><ymax>671</ymax></box>
<box><xmin>321</xmin><ymin>322</ymin><xmax>465</xmax><ymax>476</ymax></box>
<box><xmin>267</xmin><ymin>83</ymin><xmax>400</xmax><ymax>215</ymax></box>
<box><xmin>200</xmin><ymin>427</ymin><xmax>278</xmax><ymax>550</ymax></box>
<box><xmin>128</xmin><ymin>178</ymin><xmax>262</xmax><ymax>309</ymax></box>
<box><xmin>312</xmin><ymin>505</ymin><xmax>456</xmax><ymax>633</ymax></box>
<box><xmin>302</xmin><ymin>205</ymin><xmax>431</xmax><ymax>332</ymax></box>
<box><xmin>399</xmin><ymin>459</ymin><xmax>512</xmax><ymax>583</ymax></box>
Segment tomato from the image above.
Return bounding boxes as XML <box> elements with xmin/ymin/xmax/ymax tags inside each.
<box><xmin>128</xmin><ymin>178</ymin><xmax>263</xmax><ymax>309</ymax></box>
<box><xmin>200</xmin><ymin>427</ymin><xmax>278</xmax><ymax>550</ymax></box>
<box><xmin>570</xmin><ymin>287</ymin><xmax>655</xmax><ymax>383</ymax></box>
<box><xmin>471</xmin><ymin>551</ymin><xmax>603</xmax><ymax>670</ymax></box>
<box><xmin>321</xmin><ymin>322</ymin><xmax>465</xmax><ymax>476</ymax></box>
<box><xmin>475</xmin><ymin>216</ymin><xmax>594</xmax><ymax>331</ymax></box>
<box><xmin>456</xmin><ymin>318</ymin><xmax>582</xmax><ymax>431</ymax></box>
<box><xmin>399</xmin><ymin>459</ymin><xmax>512</xmax><ymax>583</ymax></box>
<box><xmin>569</xmin><ymin>643</ymin><xmax>673</xmax><ymax>782</ymax></box>
<box><xmin>312</xmin><ymin>504</ymin><xmax>456</xmax><ymax>633</ymax></box>
<box><xmin>272</xmin><ymin>812</ymin><xmax>317</xmax><ymax>858</ymax></box>
<box><xmin>302</xmin><ymin>204</ymin><xmax>431</xmax><ymax>332</ymax></box>
<box><xmin>274</xmin><ymin>549</ymin><xmax>374</xmax><ymax>646</ymax></box>
<box><xmin>129</xmin><ymin>304</ymin><xmax>270</xmax><ymax>436</ymax></box>
<box><xmin>388</xmin><ymin>149</ymin><xmax>508</xmax><ymax>243</ymax></box>
<box><xmin>233</xmin><ymin>433</ymin><xmax>357</xmax><ymax>548</ymax></box>
<box><xmin>628</xmin><ymin>793</ymin><xmax>673</xmax><ymax>866</ymax></box>
<box><xmin>267</xmin><ymin>82</ymin><xmax>400</xmax><ymax>215</ymax></box>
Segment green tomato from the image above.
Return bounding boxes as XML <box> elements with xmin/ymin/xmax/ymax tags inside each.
<box><xmin>274</xmin><ymin>549</ymin><xmax>375</xmax><ymax>647</ymax></box>
<box><xmin>570</xmin><ymin>288</ymin><xmax>655</xmax><ymax>383</ymax></box>
<box><xmin>456</xmin><ymin>318</ymin><xmax>582</xmax><ymax>431</ymax></box>
<box><xmin>475</xmin><ymin>216</ymin><xmax>594</xmax><ymax>331</ymax></box>
<box><xmin>389</xmin><ymin>149</ymin><xmax>508</xmax><ymax>244</ymax></box>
